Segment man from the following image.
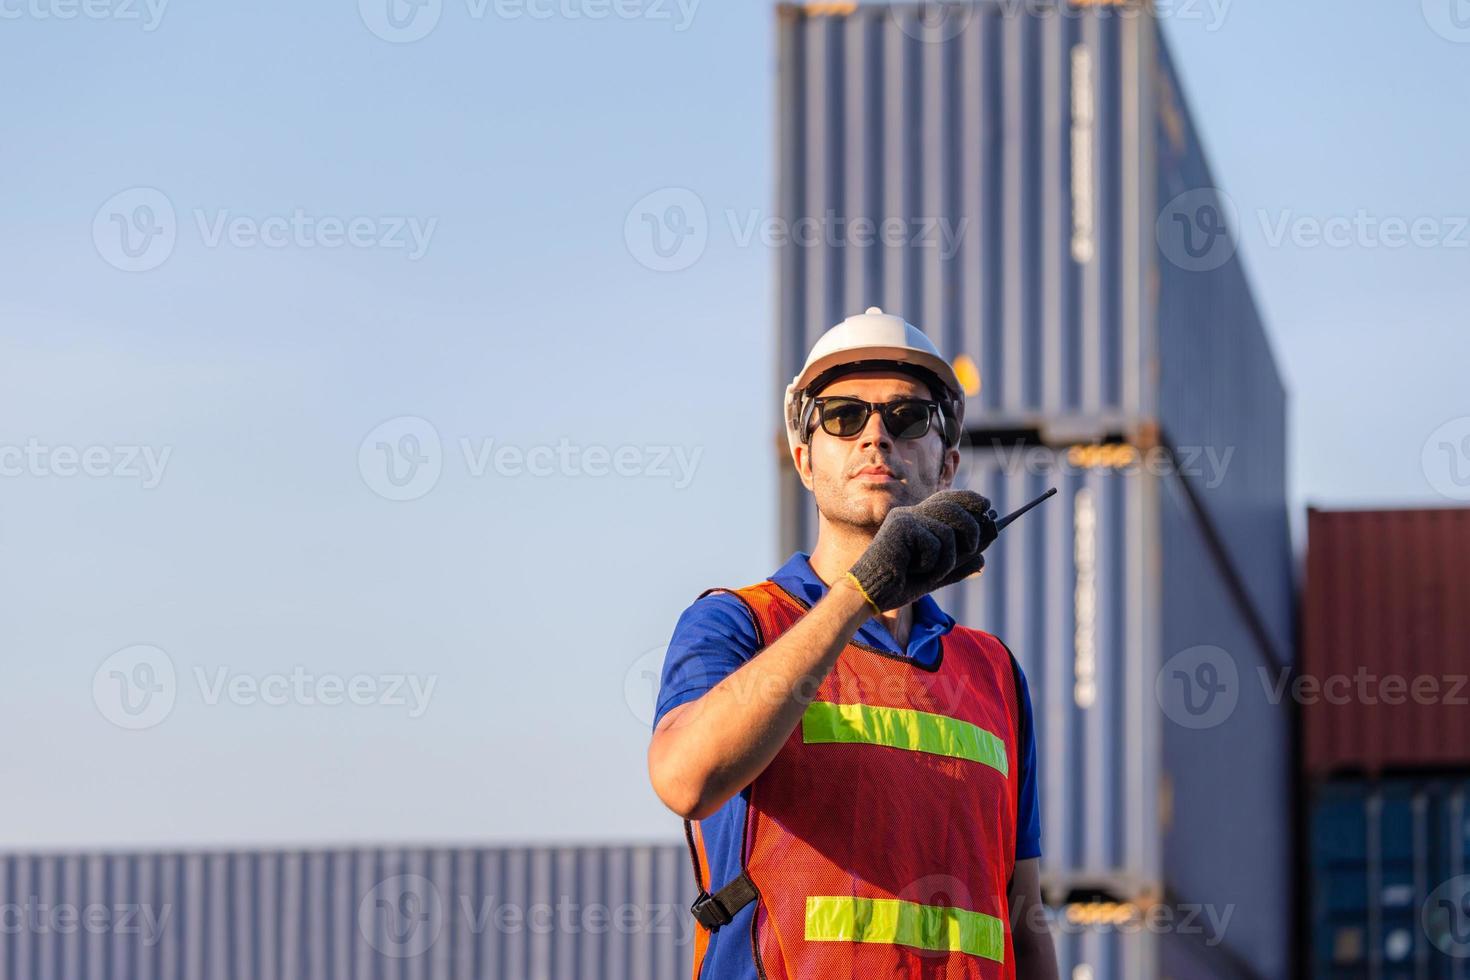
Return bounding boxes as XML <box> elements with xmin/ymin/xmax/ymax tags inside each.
<box><xmin>648</xmin><ymin>307</ymin><xmax>1058</xmax><ymax>979</ymax></box>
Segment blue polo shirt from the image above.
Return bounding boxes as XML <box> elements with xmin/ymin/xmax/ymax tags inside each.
<box><xmin>653</xmin><ymin>553</ymin><xmax>1042</xmax><ymax>979</ymax></box>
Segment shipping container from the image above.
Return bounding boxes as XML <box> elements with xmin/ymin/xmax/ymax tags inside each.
<box><xmin>1308</xmin><ymin>778</ymin><xmax>1470</xmax><ymax>979</ymax></box>
<box><xmin>0</xmin><ymin>842</ymin><xmax>1184</xmax><ymax>980</ymax></box>
<box><xmin>0</xmin><ymin>843</ymin><xmax>699</xmax><ymax>980</ymax></box>
<box><xmin>1303</xmin><ymin>508</ymin><xmax>1470</xmax><ymax>777</ymax></box>
<box><xmin>774</xmin><ymin>0</ymin><xmax>1292</xmax><ymax>666</ymax></box>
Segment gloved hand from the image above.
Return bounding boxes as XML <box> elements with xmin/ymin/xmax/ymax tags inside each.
<box><xmin>847</xmin><ymin>490</ymin><xmax>999</xmax><ymax>612</ymax></box>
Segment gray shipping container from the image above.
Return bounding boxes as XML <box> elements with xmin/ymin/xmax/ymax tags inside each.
<box><xmin>775</xmin><ymin>0</ymin><xmax>1292</xmax><ymax>666</ymax></box>
<box><xmin>0</xmin><ymin>844</ymin><xmax>699</xmax><ymax>980</ymax></box>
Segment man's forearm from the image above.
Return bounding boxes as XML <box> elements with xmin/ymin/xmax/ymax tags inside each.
<box><xmin>647</xmin><ymin>577</ymin><xmax>872</xmax><ymax>820</ymax></box>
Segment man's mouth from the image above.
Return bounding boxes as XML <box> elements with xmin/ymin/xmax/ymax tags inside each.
<box><xmin>853</xmin><ymin>464</ymin><xmax>899</xmax><ymax>481</ymax></box>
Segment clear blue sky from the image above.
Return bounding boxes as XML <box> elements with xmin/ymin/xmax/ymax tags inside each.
<box><xmin>1</xmin><ymin>0</ymin><xmax>1465</xmax><ymax>849</ymax></box>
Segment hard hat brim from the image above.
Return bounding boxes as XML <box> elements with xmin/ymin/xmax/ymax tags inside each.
<box><xmin>791</xmin><ymin>346</ymin><xmax>963</xmax><ymax>402</ymax></box>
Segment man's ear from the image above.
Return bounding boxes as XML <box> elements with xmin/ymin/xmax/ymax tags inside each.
<box><xmin>937</xmin><ymin>445</ymin><xmax>960</xmax><ymax>490</ymax></box>
<box><xmin>793</xmin><ymin>443</ymin><xmax>815</xmax><ymax>491</ymax></box>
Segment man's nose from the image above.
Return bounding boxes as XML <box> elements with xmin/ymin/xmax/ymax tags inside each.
<box><xmin>857</xmin><ymin>408</ymin><xmax>893</xmax><ymax>451</ymax></box>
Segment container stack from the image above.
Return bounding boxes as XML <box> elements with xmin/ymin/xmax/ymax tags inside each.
<box><xmin>1303</xmin><ymin>507</ymin><xmax>1470</xmax><ymax>978</ymax></box>
<box><xmin>776</xmin><ymin>3</ymin><xmax>1294</xmax><ymax>978</ymax></box>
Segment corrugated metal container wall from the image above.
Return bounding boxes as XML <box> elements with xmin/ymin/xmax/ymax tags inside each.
<box><xmin>1159</xmin><ymin>474</ymin><xmax>1291</xmax><ymax>980</ymax></box>
<box><xmin>942</xmin><ymin>448</ymin><xmax>1160</xmax><ymax>896</ymax></box>
<box><xmin>1303</xmin><ymin>508</ymin><xmax>1470</xmax><ymax>776</ymax></box>
<box><xmin>775</xmin><ymin>1</ymin><xmax>1144</xmax><ymax>435</ymax></box>
<box><xmin>0</xmin><ymin>844</ymin><xmax>698</xmax><ymax>980</ymax></box>
<box><xmin>777</xmin><ymin>0</ymin><xmax>1293</xmax><ymax>666</ymax></box>
<box><xmin>1151</xmin><ymin>31</ymin><xmax>1293</xmax><ymax>668</ymax></box>
<box><xmin>944</xmin><ymin>451</ymin><xmax>1289</xmax><ymax>980</ymax></box>
<box><xmin>1308</xmin><ymin>778</ymin><xmax>1470</xmax><ymax>979</ymax></box>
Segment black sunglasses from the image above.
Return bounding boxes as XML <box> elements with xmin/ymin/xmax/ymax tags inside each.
<box><xmin>806</xmin><ymin>396</ymin><xmax>944</xmax><ymax>441</ymax></box>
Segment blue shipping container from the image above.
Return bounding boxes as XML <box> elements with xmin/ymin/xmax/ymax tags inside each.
<box><xmin>775</xmin><ymin>0</ymin><xmax>1292</xmax><ymax>665</ymax></box>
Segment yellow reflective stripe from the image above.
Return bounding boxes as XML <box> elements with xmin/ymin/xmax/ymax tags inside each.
<box><xmin>801</xmin><ymin>701</ymin><xmax>1008</xmax><ymax>777</ymax></box>
<box><xmin>804</xmin><ymin>895</ymin><xmax>1005</xmax><ymax>962</ymax></box>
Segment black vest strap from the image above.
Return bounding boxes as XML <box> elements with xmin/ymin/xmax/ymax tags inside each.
<box><xmin>690</xmin><ymin>871</ymin><xmax>759</xmax><ymax>931</ymax></box>
<box><xmin>683</xmin><ymin>818</ymin><xmax>759</xmax><ymax>932</ymax></box>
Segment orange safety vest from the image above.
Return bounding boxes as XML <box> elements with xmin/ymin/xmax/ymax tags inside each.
<box><xmin>684</xmin><ymin>578</ymin><xmax>1022</xmax><ymax>980</ymax></box>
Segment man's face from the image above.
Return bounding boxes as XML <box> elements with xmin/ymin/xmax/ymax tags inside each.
<box><xmin>795</xmin><ymin>371</ymin><xmax>960</xmax><ymax>532</ymax></box>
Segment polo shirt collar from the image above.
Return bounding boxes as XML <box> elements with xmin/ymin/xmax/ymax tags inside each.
<box><xmin>768</xmin><ymin>552</ymin><xmax>956</xmax><ymax>668</ymax></box>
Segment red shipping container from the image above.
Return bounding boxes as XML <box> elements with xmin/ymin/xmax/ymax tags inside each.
<box><xmin>1303</xmin><ymin>507</ymin><xmax>1470</xmax><ymax>775</ymax></box>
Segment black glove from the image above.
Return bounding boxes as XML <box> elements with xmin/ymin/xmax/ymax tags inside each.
<box><xmin>847</xmin><ymin>490</ymin><xmax>999</xmax><ymax>612</ymax></box>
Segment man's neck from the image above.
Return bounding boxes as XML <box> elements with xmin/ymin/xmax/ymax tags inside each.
<box><xmin>808</xmin><ymin>521</ymin><xmax>912</xmax><ymax>648</ymax></box>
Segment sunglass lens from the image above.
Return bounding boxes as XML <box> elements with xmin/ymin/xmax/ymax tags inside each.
<box><xmin>821</xmin><ymin>400</ymin><xmax>870</xmax><ymax>437</ymax></box>
<box><xmin>885</xmin><ymin>401</ymin><xmax>932</xmax><ymax>439</ymax></box>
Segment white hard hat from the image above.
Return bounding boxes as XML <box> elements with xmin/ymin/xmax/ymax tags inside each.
<box><xmin>784</xmin><ymin>307</ymin><xmax>968</xmax><ymax>460</ymax></box>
